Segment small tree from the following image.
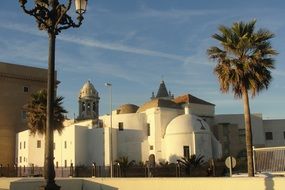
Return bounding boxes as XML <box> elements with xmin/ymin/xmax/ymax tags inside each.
<box><xmin>178</xmin><ymin>154</ymin><xmax>205</xmax><ymax>176</ymax></box>
<box><xmin>159</xmin><ymin>160</ymin><xmax>169</xmax><ymax>168</ymax></box>
<box><xmin>115</xmin><ymin>156</ymin><xmax>135</xmax><ymax>177</ymax></box>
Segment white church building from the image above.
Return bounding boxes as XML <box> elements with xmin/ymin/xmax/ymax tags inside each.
<box><xmin>16</xmin><ymin>80</ymin><xmax>222</xmax><ymax>167</ymax></box>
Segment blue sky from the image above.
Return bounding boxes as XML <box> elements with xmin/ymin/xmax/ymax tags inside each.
<box><xmin>1</xmin><ymin>0</ymin><xmax>285</xmax><ymax>119</ymax></box>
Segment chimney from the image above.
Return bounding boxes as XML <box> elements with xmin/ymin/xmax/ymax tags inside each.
<box><xmin>184</xmin><ymin>103</ymin><xmax>190</xmax><ymax>115</ymax></box>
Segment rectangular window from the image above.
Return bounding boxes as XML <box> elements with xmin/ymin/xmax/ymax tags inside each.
<box><xmin>56</xmin><ymin>161</ymin><xmax>59</xmax><ymax>168</ymax></box>
<box><xmin>150</xmin><ymin>145</ymin><xmax>154</xmax><ymax>150</ymax></box>
<box><xmin>64</xmin><ymin>160</ymin><xmax>67</xmax><ymax>168</ymax></box>
<box><xmin>23</xmin><ymin>86</ymin><xmax>29</xmax><ymax>92</ymax></box>
<box><xmin>37</xmin><ymin>140</ymin><xmax>41</xmax><ymax>148</ymax></box>
<box><xmin>238</xmin><ymin>129</ymin><xmax>245</xmax><ymax>135</ymax></box>
<box><xmin>183</xmin><ymin>146</ymin><xmax>190</xmax><ymax>158</ymax></box>
<box><xmin>118</xmin><ymin>122</ymin><xmax>124</xmax><ymax>131</ymax></box>
<box><xmin>23</xmin><ymin>141</ymin><xmax>26</xmax><ymax>149</ymax></box>
<box><xmin>19</xmin><ymin>156</ymin><xmax>22</xmax><ymax>163</ymax></box>
<box><xmin>238</xmin><ymin>129</ymin><xmax>245</xmax><ymax>143</ymax></box>
<box><xmin>223</xmin><ymin>125</ymin><xmax>229</xmax><ymax>135</ymax></box>
<box><xmin>265</xmin><ymin>132</ymin><xmax>273</xmax><ymax>140</ymax></box>
<box><xmin>20</xmin><ymin>142</ymin><xmax>22</xmax><ymax>150</ymax></box>
<box><xmin>21</xmin><ymin>111</ymin><xmax>27</xmax><ymax>121</ymax></box>
<box><xmin>147</xmin><ymin>123</ymin><xmax>150</xmax><ymax>136</ymax></box>
<box><xmin>64</xmin><ymin>141</ymin><xmax>67</xmax><ymax>149</ymax></box>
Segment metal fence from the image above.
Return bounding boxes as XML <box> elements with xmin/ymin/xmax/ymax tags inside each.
<box><xmin>254</xmin><ymin>146</ymin><xmax>285</xmax><ymax>173</ymax></box>
<box><xmin>0</xmin><ymin>163</ymin><xmax>216</xmax><ymax>178</ymax></box>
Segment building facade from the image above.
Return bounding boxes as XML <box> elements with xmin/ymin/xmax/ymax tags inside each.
<box><xmin>16</xmin><ymin>80</ymin><xmax>222</xmax><ymax>167</ymax></box>
<box><xmin>214</xmin><ymin>114</ymin><xmax>285</xmax><ymax>158</ymax></box>
<box><xmin>15</xmin><ymin>80</ymin><xmax>285</xmax><ymax>168</ymax></box>
<box><xmin>0</xmin><ymin>62</ymin><xmax>48</xmax><ymax>165</ymax></box>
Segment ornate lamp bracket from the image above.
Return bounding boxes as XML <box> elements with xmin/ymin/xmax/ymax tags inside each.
<box><xmin>19</xmin><ymin>0</ymin><xmax>86</xmax><ymax>35</ymax></box>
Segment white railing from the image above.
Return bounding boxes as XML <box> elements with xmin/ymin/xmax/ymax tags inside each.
<box><xmin>253</xmin><ymin>146</ymin><xmax>285</xmax><ymax>173</ymax></box>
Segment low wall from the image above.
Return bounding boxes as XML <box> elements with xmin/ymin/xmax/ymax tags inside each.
<box><xmin>0</xmin><ymin>178</ymin><xmax>20</xmax><ymax>190</ymax></box>
<box><xmin>8</xmin><ymin>177</ymin><xmax>285</xmax><ymax>190</ymax></box>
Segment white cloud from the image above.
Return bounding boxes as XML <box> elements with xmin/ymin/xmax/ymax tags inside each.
<box><xmin>58</xmin><ymin>35</ymin><xmax>187</xmax><ymax>62</ymax></box>
<box><xmin>0</xmin><ymin>21</ymin><xmax>190</xmax><ymax>63</ymax></box>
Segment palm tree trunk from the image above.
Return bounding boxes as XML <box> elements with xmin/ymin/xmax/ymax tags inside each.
<box><xmin>242</xmin><ymin>89</ymin><xmax>254</xmax><ymax>177</ymax></box>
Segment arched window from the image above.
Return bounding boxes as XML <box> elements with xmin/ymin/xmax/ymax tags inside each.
<box><xmin>82</xmin><ymin>102</ymin><xmax>85</xmax><ymax>111</ymax></box>
<box><xmin>93</xmin><ymin>102</ymin><xmax>96</xmax><ymax>112</ymax></box>
<box><xmin>87</xmin><ymin>103</ymin><xmax>91</xmax><ymax>112</ymax></box>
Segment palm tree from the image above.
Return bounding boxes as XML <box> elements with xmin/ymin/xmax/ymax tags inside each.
<box><xmin>25</xmin><ymin>89</ymin><xmax>67</xmax><ymax>135</ymax></box>
<box><xmin>115</xmin><ymin>156</ymin><xmax>135</xmax><ymax>177</ymax></box>
<box><xmin>178</xmin><ymin>154</ymin><xmax>205</xmax><ymax>176</ymax></box>
<box><xmin>159</xmin><ymin>160</ymin><xmax>169</xmax><ymax>168</ymax></box>
<box><xmin>207</xmin><ymin>20</ymin><xmax>277</xmax><ymax>176</ymax></box>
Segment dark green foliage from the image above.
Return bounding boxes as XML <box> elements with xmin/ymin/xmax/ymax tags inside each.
<box><xmin>159</xmin><ymin>160</ymin><xmax>169</xmax><ymax>168</ymax></box>
<box><xmin>115</xmin><ymin>156</ymin><xmax>135</xmax><ymax>177</ymax></box>
<box><xmin>207</xmin><ymin>19</ymin><xmax>277</xmax><ymax>177</ymax></box>
<box><xmin>24</xmin><ymin>89</ymin><xmax>67</xmax><ymax>135</ymax></box>
<box><xmin>178</xmin><ymin>154</ymin><xmax>205</xmax><ymax>176</ymax></box>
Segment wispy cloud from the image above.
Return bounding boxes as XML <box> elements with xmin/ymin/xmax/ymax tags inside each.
<box><xmin>0</xmin><ymin>21</ymin><xmax>190</xmax><ymax>63</ymax></box>
<box><xmin>59</xmin><ymin>35</ymin><xmax>187</xmax><ymax>62</ymax></box>
<box><xmin>0</xmin><ymin>22</ymin><xmax>45</xmax><ymax>37</ymax></box>
<box><xmin>138</xmin><ymin>6</ymin><xmax>226</xmax><ymax>20</ymax></box>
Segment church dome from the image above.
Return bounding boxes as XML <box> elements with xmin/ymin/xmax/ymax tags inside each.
<box><xmin>117</xmin><ymin>104</ymin><xmax>139</xmax><ymax>114</ymax></box>
<box><xmin>79</xmin><ymin>81</ymin><xmax>98</xmax><ymax>99</ymax></box>
<box><xmin>166</xmin><ymin>114</ymin><xmax>210</xmax><ymax>135</ymax></box>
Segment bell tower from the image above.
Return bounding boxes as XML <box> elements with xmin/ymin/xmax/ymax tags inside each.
<box><xmin>78</xmin><ymin>80</ymin><xmax>100</xmax><ymax>120</ymax></box>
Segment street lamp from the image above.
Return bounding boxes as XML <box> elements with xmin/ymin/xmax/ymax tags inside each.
<box><xmin>19</xmin><ymin>0</ymin><xmax>88</xmax><ymax>189</ymax></box>
<box><xmin>104</xmin><ymin>82</ymin><xmax>113</xmax><ymax>177</ymax></box>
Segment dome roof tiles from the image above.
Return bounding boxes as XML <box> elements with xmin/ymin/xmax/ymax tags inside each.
<box><xmin>174</xmin><ymin>94</ymin><xmax>215</xmax><ymax>106</ymax></box>
<box><xmin>137</xmin><ymin>98</ymin><xmax>181</xmax><ymax>113</ymax></box>
<box><xmin>79</xmin><ymin>80</ymin><xmax>98</xmax><ymax>99</ymax></box>
<box><xmin>117</xmin><ymin>104</ymin><xmax>139</xmax><ymax>114</ymax></box>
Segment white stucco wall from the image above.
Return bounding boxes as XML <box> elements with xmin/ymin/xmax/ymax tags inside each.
<box><xmin>87</xmin><ymin>127</ymin><xmax>104</xmax><ymax>166</ymax></box>
<box><xmin>16</xmin><ymin>131</ymin><xmax>44</xmax><ymax>167</ymax></box>
<box><xmin>16</xmin><ymin>131</ymin><xmax>29</xmax><ymax>167</ymax></box>
<box><xmin>195</xmin><ymin>133</ymin><xmax>213</xmax><ymax>160</ymax></box>
<box><xmin>164</xmin><ymin>113</ymin><xmax>220</xmax><ymax>162</ymax></box>
<box><xmin>27</xmin><ymin>133</ymin><xmax>44</xmax><ymax>167</ymax></box>
<box><xmin>164</xmin><ymin>133</ymin><xmax>195</xmax><ymax>163</ymax></box>
<box><xmin>113</xmin><ymin>112</ymin><xmax>147</xmax><ymax>162</ymax></box>
<box><xmin>75</xmin><ymin>126</ymin><xmax>90</xmax><ymax>166</ymax></box>
<box><xmin>54</xmin><ymin>125</ymin><xmax>75</xmax><ymax>167</ymax></box>
<box><xmin>144</xmin><ymin>107</ymin><xmax>181</xmax><ymax>162</ymax></box>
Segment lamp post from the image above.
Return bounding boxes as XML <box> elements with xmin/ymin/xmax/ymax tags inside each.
<box><xmin>19</xmin><ymin>1</ymin><xmax>88</xmax><ymax>189</ymax></box>
<box><xmin>105</xmin><ymin>82</ymin><xmax>113</xmax><ymax>177</ymax></box>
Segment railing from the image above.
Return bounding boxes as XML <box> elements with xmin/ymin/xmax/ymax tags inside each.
<box><xmin>0</xmin><ymin>161</ymin><xmax>225</xmax><ymax>177</ymax></box>
<box><xmin>253</xmin><ymin>146</ymin><xmax>285</xmax><ymax>173</ymax></box>
<box><xmin>0</xmin><ymin>163</ymin><xmax>216</xmax><ymax>177</ymax></box>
